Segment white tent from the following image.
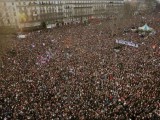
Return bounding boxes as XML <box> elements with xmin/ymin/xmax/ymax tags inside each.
<box><xmin>138</xmin><ymin>24</ymin><xmax>154</xmax><ymax>32</ymax></box>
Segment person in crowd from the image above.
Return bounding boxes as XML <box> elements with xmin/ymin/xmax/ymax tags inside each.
<box><xmin>0</xmin><ymin>9</ymin><xmax>160</xmax><ymax>120</ymax></box>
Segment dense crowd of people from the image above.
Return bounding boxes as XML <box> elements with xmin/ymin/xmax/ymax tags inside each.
<box><xmin>0</xmin><ymin>6</ymin><xmax>160</xmax><ymax>120</ymax></box>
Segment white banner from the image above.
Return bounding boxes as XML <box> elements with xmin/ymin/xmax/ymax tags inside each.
<box><xmin>116</xmin><ymin>39</ymin><xmax>138</xmax><ymax>48</ymax></box>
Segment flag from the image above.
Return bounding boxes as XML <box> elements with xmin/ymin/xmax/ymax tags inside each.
<box><xmin>36</xmin><ymin>49</ymin><xmax>53</xmax><ymax>66</ymax></box>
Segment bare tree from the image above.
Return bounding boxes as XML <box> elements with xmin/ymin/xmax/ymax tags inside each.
<box><xmin>123</xmin><ymin>1</ymin><xmax>139</xmax><ymax>19</ymax></box>
<box><xmin>145</xmin><ymin>0</ymin><xmax>158</xmax><ymax>11</ymax></box>
<box><xmin>107</xmin><ymin>3</ymin><xmax>133</xmax><ymax>37</ymax></box>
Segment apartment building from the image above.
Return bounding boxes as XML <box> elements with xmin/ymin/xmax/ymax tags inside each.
<box><xmin>0</xmin><ymin>0</ymin><xmax>18</xmax><ymax>27</ymax></box>
<box><xmin>0</xmin><ymin>0</ymin><xmax>124</xmax><ymax>29</ymax></box>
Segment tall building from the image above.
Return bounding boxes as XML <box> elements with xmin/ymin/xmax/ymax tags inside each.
<box><xmin>0</xmin><ymin>0</ymin><xmax>124</xmax><ymax>29</ymax></box>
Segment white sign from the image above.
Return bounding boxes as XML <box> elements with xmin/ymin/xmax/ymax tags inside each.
<box><xmin>17</xmin><ymin>35</ymin><xmax>26</xmax><ymax>39</ymax></box>
<box><xmin>47</xmin><ymin>25</ymin><xmax>52</xmax><ymax>29</ymax></box>
<box><xmin>116</xmin><ymin>39</ymin><xmax>138</xmax><ymax>48</ymax></box>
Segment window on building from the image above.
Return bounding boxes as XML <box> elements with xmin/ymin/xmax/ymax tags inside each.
<box><xmin>4</xmin><ymin>2</ymin><xmax>6</xmax><ymax>6</ymax></box>
<box><xmin>8</xmin><ymin>19</ymin><xmax>10</xmax><ymax>24</ymax></box>
<box><xmin>13</xmin><ymin>7</ymin><xmax>15</xmax><ymax>11</ymax></box>
<box><xmin>6</xmin><ymin>13</ymin><xmax>9</xmax><ymax>17</ymax></box>
<box><xmin>1</xmin><ymin>20</ymin><xmax>4</xmax><ymax>25</ymax></box>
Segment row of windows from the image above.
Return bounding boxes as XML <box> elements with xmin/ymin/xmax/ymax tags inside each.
<box><xmin>0</xmin><ymin>18</ymin><xmax>17</xmax><ymax>25</ymax></box>
<box><xmin>19</xmin><ymin>9</ymin><xmax>69</xmax><ymax>18</ymax></box>
<box><xmin>3</xmin><ymin>2</ymin><xmax>15</xmax><ymax>6</ymax></box>
<box><xmin>18</xmin><ymin>4</ymin><xmax>117</xmax><ymax>11</ymax></box>
<box><xmin>19</xmin><ymin>14</ymin><xmax>67</xmax><ymax>23</ymax></box>
<box><xmin>74</xmin><ymin>5</ymin><xmax>92</xmax><ymax>7</ymax></box>
<box><xmin>19</xmin><ymin>10</ymin><xmax>98</xmax><ymax>22</ymax></box>
<box><xmin>21</xmin><ymin>1</ymin><xmax>95</xmax><ymax>5</ymax></box>
<box><xmin>2</xmin><ymin>1</ymin><xmax>123</xmax><ymax>6</ymax></box>
<box><xmin>19</xmin><ymin>6</ymin><xmax>57</xmax><ymax>11</ymax></box>
<box><xmin>18</xmin><ymin>6</ymin><xmax>112</xmax><ymax>17</ymax></box>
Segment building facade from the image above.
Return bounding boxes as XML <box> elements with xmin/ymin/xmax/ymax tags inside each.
<box><xmin>0</xmin><ymin>0</ymin><xmax>124</xmax><ymax>29</ymax></box>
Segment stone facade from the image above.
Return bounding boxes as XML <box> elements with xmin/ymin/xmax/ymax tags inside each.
<box><xmin>0</xmin><ymin>0</ymin><xmax>124</xmax><ymax>28</ymax></box>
